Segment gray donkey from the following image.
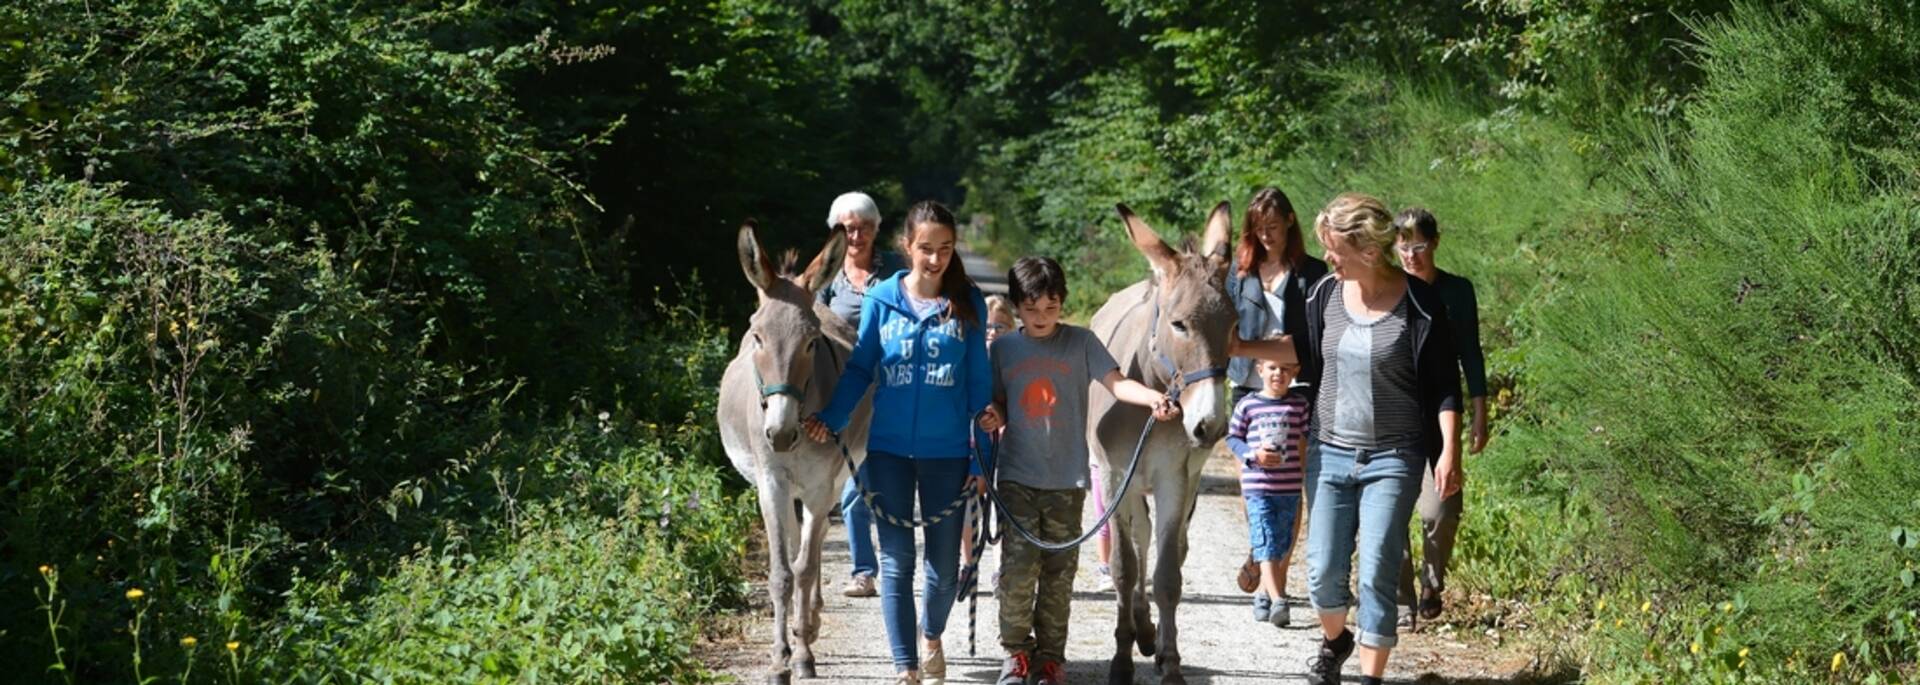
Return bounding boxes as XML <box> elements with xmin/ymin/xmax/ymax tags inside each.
<box><xmin>718</xmin><ymin>223</ymin><xmax>873</xmax><ymax>685</ymax></box>
<box><xmin>1087</xmin><ymin>203</ymin><xmax>1238</xmax><ymax>685</ymax></box>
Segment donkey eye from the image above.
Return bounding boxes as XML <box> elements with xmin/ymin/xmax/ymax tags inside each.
<box><xmin>1171</xmin><ymin>321</ymin><xmax>1189</xmax><ymax>335</ymax></box>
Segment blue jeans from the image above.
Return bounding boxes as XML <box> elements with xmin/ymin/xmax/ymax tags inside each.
<box><xmin>841</xmin><ymin>462</ymin><xmax>878</xmax><ymax>578</ymax></box>
<box><xmin>865</xmin><ymin>451</ymin><xmax>968</xmax><ymax>670</ymax></box>
<box><xmin>1304</xmin><ymin>441</ymin><xmax>1423</xmax><ymax>649</ymax></box>
<box><xmin>1245</xmin><ymin>493</ymin><xmax>1302</xmax><ymax>562</ymax></box>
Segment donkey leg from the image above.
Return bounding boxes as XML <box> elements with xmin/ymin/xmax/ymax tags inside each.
<box><xmin>790</xmin><ymin>495</ymin><xmax>832</xmax><ymax>679</ymax></box>
<box><xmin>1148</xmin><ymin>460</ymin><xmax>1204</xmax><ymax>685</ymax></box>
<box><xmin>1107</xmin><ymin>483</ymin><xmax>1155</xmax><ymax>685</ymax></box>
<box><xmin>758</xmin><ymin>484</ymin><xmax>798</xmax><ymax>685</ymax></box>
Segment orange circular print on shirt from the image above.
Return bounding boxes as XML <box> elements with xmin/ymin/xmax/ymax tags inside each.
<box><xmin>1019</xmin><ymin>376</ymin><xmax>1058</xmax><ymax>426</ymax></box>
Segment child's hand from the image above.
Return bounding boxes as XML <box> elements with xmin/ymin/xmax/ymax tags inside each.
<box><xmin>1254</xmin><ymin>447</ymin><xmax>1286</xmax><ymax>468</ymax></box>
<box><xmin>1150</xmin><ymin>397</ymin><xmax>1181</xmax><ymax>421</ymax></box>
<box><xmin>977</xmin><ymin>404</ymin><xmax>1005</xmax><ymax>432</ymax></box>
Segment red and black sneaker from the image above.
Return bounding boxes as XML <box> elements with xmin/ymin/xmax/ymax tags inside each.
<box><xmin>1034</xmin><ymin>659</ymin><xmax>1067</xmax><ymax>685</ymax></box>
<box><xmin>997</xmin><ymin>652</ymin><xmax>1031</xmax><ymax>685</ymax></box>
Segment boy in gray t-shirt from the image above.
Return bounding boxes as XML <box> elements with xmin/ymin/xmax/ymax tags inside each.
<box><xmin>976</xmin><ymin>256</ymin><xmax>1179</xmax><ymax>685</ymax></box>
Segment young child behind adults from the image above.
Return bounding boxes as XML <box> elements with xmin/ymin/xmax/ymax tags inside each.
<box><xmin>977</xmin><ymin>256</ymin><xmax>1180</xmax><ymax>685</ymax></box>
<box><xmin>959</xmin><ymin>295</ymin><xmax>1018</xmax><ymax>591</ymax></box>
<box><xmin>1226</xmin><ymin>356</ymin><xmax>1310</xmax><ymax>628</ymax></box>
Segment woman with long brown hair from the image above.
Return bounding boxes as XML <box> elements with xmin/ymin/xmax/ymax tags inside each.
<box><xmin>1226</xmin><ymin>186</ymin><xmax>1328</xmax><ymax>624</ymax></box>
<box><xmin>806</xmin><ymin>200</ymin><xmax>990</xmax><ymax>685</ymax></box>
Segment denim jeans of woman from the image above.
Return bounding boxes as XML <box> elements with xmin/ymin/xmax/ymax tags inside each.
<box><xmin>1303</xmin><ymin>441</ymin><xmax>1423</xmax><ymax>649</ymax></box>
<box><xmin>865</xmin><ymin>451</ymin><xmax>968</xmax><ymax>670</ymax></box>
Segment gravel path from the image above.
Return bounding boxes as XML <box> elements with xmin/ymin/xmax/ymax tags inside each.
<box><xmin>716</xmin><ymin>451</ymin><xmax>1498</xmax><ymax>684</ymax></box>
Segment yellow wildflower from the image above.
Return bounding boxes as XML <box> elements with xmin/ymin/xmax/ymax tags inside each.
<box><xmin>38</xmin><ymin>564</ymin><xmax>51</xmax><ymax>576</ymax></box>
<box><xmin>1714</xmin><ymin>626</ymin><xmax>1723</xmax><ymax>636</ymax></box>
<box><xmin>1690</xmin><ymin>641</ymin><xmax>1701</xmax><ymax>655</ymax></box>
<box><xmin>125</xmin><ymin>588</ymin><xmax>145</xmax><ymax>601</ymax></box>
<box><xmin>1614</xmin><ymin>618</ymin><xmax>1625</xmax><ymax>628</ymax></box>
<box><xmin>1595</xmin><ymin>599</ymin><xmax>1607</xmax><ymax>612</ymax></box>
<box><xmin>1720</xmin><ymin>601</ymin><xmax>1733</xmax><ymax>613</ymax></box>
<box><xmin>1831</xmin><ymin>651</ymin><xmax>1845</xmax><ymax>672</ymax></box>
<box><xmin>226</xmin><ymin>641</ymin><xmax>240</xmax><ymax>652</ymax></box>
<box><xmin>180</xmin><ymin>636</ymin><xmax>198</xmax><ymax>648</ymax></box>
<box><xmin>1640</xmin><ymin>600</ymin><xmax>1652</xmax><ymax>613</ymax></box>
<box><xmin>1739</xmin><ymin>647</ymin><xmax>1751</xmax><ymax>659</ymax></box>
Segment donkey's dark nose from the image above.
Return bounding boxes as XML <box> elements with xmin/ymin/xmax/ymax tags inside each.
<box><xmin>767</xmin><ymin>426</ymin><xmax>799</xmax><ymax>452</ymax></box>
<box><xmin>1192</xmin><ymin>419</ymin><xmax>1223</xmax><ymax>444</ymax></box>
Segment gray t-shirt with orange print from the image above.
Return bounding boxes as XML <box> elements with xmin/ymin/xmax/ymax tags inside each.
<box><xmin>990</xmin><ymin>324</ymin><xmax>1119</xmax><ymax>490</ymax></box>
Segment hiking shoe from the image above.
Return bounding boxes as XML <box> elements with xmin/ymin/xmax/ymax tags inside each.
<box><xmin>923</xmin><ymin>643</ymin><xmax>946</xmax><ymax>685</ymax></box>
<box><xmin>1304</xmin><ymin>629</ymin><xmax>1355</xmax><ymax>685</ymax></box>
<box><xmin>1035</xmin><ymin>659</ymin><xmax>1066</xmax><ymax>685</ymax></box>
<box><xmin>1268</xmin><ymin>595</ymin><xmax>1292</xmax><ymax>628</ymax></box>
<box><xmin>1252</xmin><ymin>591</ymin><xmax>1273</xmax><ymax>622</ymax></box>
<box><xmin>997</xmin><ymin>652</ymin><xmax>1031</xmax><ymax>685</ymax></box>
<box><xmin>1092</xmin><ymin>563</ymin><xmax>1114</xmax><ymax>592</ymax></box>
<box><xmin>1396</xmin><ymin>605</ymin><xmax>1417</xmax><ymax>631</ymax></box>
<box><xmin>842</xmin><ymin>573</ymin><xmax>877</xmax><ymax>598</ymax></box>
<box><xmin>1236</xmin><ymin>556</ymin><xmax>1260</xmax><ymax>593</ymax></box>
<box><xmin>894</xmin><ymin>673</ymin><xmax>922</xmax><ymax>685</ymax></box>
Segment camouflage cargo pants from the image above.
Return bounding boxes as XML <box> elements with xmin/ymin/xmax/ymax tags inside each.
<box><xmin>996</xmin><ymin>481</ymin><xmax>1086</xmax><ymax>663</ymax></box>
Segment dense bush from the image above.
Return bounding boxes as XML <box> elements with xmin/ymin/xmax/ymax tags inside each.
<box><xmin>2</xmin><ymin>0</ymin><xmax>775</xmax><ymax>680</ymax></box>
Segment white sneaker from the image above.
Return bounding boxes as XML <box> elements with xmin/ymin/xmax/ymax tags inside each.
<box><xmin>1093</xmin><ymin>563</ymin><xmax>1115</xmax><ymax>592</ymax></box>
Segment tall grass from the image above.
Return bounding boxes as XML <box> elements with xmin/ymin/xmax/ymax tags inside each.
<box><xmin>966</xmin><ymin>2</ymin><xmax>1919</xmax><ymax>681</ymax></box>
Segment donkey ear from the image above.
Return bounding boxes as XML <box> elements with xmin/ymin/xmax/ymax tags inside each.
<box><xmin>737</xmin><ymin>221</ymin><xmax>776</xmax><ymax>292</ymax></box>
<box><xmin>1200</xmin><ymin>201</ymin><xmax>1232</xmax><ymax>264</ymax></box>
<box><xmin>1116</xmin><ymin>203</ymin><xmax>1178</xmax><ymax>280</ymax></box>
<box><xmin>801</xmin><ymin>225</ymin><xmax>848</xmax><ymax>293</ymax></box>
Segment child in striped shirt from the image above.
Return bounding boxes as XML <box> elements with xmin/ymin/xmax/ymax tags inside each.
<box><xmin>1226</xmin><ymin>356</ymin><xmax>1309</xmax><ymax>628</ymax></box>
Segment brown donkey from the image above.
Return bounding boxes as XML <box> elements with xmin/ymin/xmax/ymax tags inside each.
<box><xmin>718</xmin><ymin>223</ymin><xmax>873</xmax><ymax>684</ymax></box>
<box><xmin>1087</xmin><ymin>203</ymin><xmax>1238</xmax><ymax>685</ymax></box>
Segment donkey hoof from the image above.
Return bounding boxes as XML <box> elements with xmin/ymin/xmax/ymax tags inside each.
<box><xmin>1135</xmin><ymin>627</ymin><xmax>1158</xmax><ymax>657</ymax></box>
<box><xmin>1107</xmin><ymin>660</ymin><xmax>1135</xmax><ymax>685</ymax></box>
<box><xmin>792</xmin><ymin>658</ymin><xmax>817</xmax><ymax>679</ymax></box>
<box><xmin>767</xmin><ymin>671</ymin><xmax>791</xmax><ymax>685</ymax></box>
<box><xmin>1160</xmin><ymin>672</ymin><xmax>1187</xmax><ymax>685</ymax></box>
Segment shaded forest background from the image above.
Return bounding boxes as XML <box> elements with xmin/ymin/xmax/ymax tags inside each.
<box><xmin>2</xmin><ymin>0</ymin><xmax>1916</xmax><ymax>682</ymax></box>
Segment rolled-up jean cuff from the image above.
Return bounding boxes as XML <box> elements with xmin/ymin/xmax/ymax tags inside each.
<box><xmin>1358</xmin><ymin>629</ymin><xmax>1398</xmax><ymax>649</ymax></box>
<box><xmin>1315</xmin><ymin>606</ymin><xmax>1347</xmax><ymax>617</ymax></box>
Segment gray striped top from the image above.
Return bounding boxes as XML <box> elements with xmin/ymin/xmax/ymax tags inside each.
<box><xmin>1315</xmin><ymin>291</ymin><xmax>1423</xmax><ymax>450</ymax></box>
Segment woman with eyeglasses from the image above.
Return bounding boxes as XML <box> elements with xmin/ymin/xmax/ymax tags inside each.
<box><xmin>819</xmin><ymin>192</ymin><xmax>909</xmax><ymax>600</ymax></box>
<box><xmin>1389</xmin><ymin>207</ymin><xmax>1488</xmax><ymax>625</ymax></box>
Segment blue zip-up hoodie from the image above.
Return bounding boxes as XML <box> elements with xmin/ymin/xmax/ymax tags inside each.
<box><xmin>818</xmin><ymin>272</ymin><xmax>992</xmax><ymax>471</ymax></box>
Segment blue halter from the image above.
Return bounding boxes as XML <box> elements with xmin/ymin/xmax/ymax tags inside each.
<box><xmin>753</xmin><ymin>335</ymin><xmax>837</xmax><ymax>405</ymax></box>
<box><xmin>1146</xmin><ymin>295</ymin><xmax>1230</xmax><ymax>399</ymax></box>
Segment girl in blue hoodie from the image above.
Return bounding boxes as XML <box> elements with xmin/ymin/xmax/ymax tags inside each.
<box><xmin>806</xmin><ymin>200</ymin><xmax>991</xmax><ymax>685</ymax></box>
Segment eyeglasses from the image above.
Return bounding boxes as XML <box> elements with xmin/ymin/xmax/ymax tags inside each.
<box><xmin>834</xmin><ymin>221</ymin><xmax>877</xmax><ymax>236</ymax></box>
<box><xmin>1396</xmin><ymin>241</ymin><xmax>1431</xmax><ymax>256</ymax></box>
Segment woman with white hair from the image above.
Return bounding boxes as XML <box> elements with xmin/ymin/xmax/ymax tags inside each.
<box><xmin>818</xmin><ymin>191</ymin><xmax>906</xmax><ymax>598</ymax></box>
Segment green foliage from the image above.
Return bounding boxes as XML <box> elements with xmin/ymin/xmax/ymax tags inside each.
<box><xmin>258</xmin><ymin>421</ymin><xmax>752</xmax><ymax>684</ymax></box>
<box><xmin>1</xmin><ymin>1</ymin><xmax>764</xmax><ymax>677</ymax></box>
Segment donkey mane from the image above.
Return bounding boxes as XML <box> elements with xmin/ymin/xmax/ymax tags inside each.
<box><xmin>777</xmin><ymin>249</ymin><xmax>803</xmax><ymax>278</ymax></box>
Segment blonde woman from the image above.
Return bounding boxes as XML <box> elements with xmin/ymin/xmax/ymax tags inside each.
<box><xmin>1289</xmin><ymin>194</ymin><xmax>1464</xmax><ymax>685</ymax></box>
